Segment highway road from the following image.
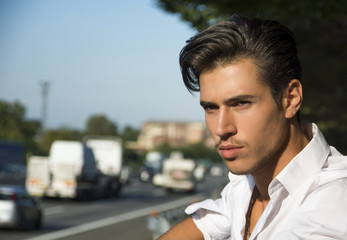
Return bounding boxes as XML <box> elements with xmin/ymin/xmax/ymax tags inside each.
<box><xmin>0</xmin><ymin>173</ymin><xmax>228</xmax><ymax>240</ymax></box>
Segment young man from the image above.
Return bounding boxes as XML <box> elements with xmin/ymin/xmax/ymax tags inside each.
<box><xmin>159</xmin><ymin>15</ymin><xmax>347</xmax><ymax>240</ymax></box>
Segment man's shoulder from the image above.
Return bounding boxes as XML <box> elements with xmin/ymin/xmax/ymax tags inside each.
<box><xmin>293</xmin><ymin>158</ymin><xmax>347</xmax><ymax>214</ymax></box>
<box><xmin>308</xmin><ymin>153</ymin><xmax>347</xmax><ymax>195</ymax></box>
<box><xmin>321</xmin><ymin>151</ymin><xmax>347</xmax><ymax>173</ymax></box>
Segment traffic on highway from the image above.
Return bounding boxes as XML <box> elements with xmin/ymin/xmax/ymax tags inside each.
<box><xmin>0</xmin><ymin>141</ymin><xmax>228</xmax><ymax>240</ymax></box>
<box><xmin>1</xmin><ymin>173</ymin><xmax>227</xmax><ymax>240</ymax></box>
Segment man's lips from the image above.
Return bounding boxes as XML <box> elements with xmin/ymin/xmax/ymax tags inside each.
<box><xmin>219</xmin><ymin>144</ymin><xmax>243</xmax><ymax>159</ymax></box>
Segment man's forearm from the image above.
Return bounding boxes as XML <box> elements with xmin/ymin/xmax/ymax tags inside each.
<box><xmin>158</xmin><ymin>217</ymin><xmax>204</xmax><ymax>240</ymax></box>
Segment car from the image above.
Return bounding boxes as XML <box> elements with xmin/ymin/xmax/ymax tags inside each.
<box><xmin>139</xmin><ymin>152</ymin><xmax>165</xmax><ymax>183</ymax></box>
<box><xmin>139</xmin><ymin>165</ymin><xmax>159</xmax><ymax>182</ymax></box>
<box><xmin>152</xmin><ymin>157</ymin><xmax>196</xmax><ymax>193</ymax></box>
<box><xmin>0</xmin><ymin>184</ymin><xmax>43</xmax><ymax>230</ymax></box>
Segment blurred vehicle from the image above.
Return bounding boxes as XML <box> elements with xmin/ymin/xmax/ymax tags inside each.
<box><xmin>139</xmin><ymin>165</ymin><xmax>157</xmax><ymax>183</ymax></box>
<box><xmin>193</xmin><ymin>163</ymin><xmax>206</xmax><ymax>182</ymax></box>
<box><xmin>140</xmin><ymin>151</ymin><xmax>165</xmax><ymax>182</ymax></box>
<box><xmin>119</xmin><ymin>164</ymin><xmax>131</xmax><ymax>185</ymax></box>
<box><xmin>26</xmin><ymin>138</ymin><xmax>127</xmax><ymax>200</ymax></box>
<box><xmin>84</xmin><ymin>136</ymin><xmax>124</xmax><ymax>197</ymax></box>
<box><xmin>152</xmin><ymin>154</ymin><xmax>196</xmax><ymax>193</ymax></box>
<box><xmin>0</xmin><ymin>184</ymin><xmax>42</xmax><ymax>230</ymax></box>
<box><xmin>0</xmin><ymin>142</ymin><xmax>26</xmax><ymax>186</ymax></box>
<box><xmin>0</xmin><ymin>142</ymin><xmax>25</xmax><ymax>170</ymax></box>
<box><xmin>210</xmin><ymin>164</ymin><xmax>227</xmax><ymax>176</ymax></box>
<box><xmin>26</xmin><ymin>156</ymin><xmax>50</xmax><ymax>197</ymax></box>
<box><xmin>45</xmin><ymin>140</ymin><xmax>99</xmax><ymax>199</ymax></box>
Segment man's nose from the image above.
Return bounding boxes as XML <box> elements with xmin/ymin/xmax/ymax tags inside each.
<box><xmin>215</xmin><ymin>107</ymin><xmax>237</xmax><ymax>141</ymax></box>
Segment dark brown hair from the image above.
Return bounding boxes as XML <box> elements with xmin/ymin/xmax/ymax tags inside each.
<box><xmin>179</xmin><ymin>14</ymin><xmax>303</xmax><ymax>107</ymax></box>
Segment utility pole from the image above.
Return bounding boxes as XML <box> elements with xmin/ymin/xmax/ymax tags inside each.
<box><xmin>40</xmin><ymin>80</ymin><xmax>50</xmax><ymax>132</ymax></box>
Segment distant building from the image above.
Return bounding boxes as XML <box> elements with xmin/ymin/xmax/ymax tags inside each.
<box><xmin>126</xmin><ymin>121</ymin><xmax>214</xmax><ymax>151</ymax></box>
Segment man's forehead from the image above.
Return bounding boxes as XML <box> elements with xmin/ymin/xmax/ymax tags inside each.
<box><xmin>198</xmin><ymin>59</ymin><xmax>272</xmax><ymax>103</ymax></box>
<box><xmin>200</xmin><ymin>59</ymin><xmax>264</xmax><ymax>86</ymax></box>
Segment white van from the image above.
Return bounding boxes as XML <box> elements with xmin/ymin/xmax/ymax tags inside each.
<box><xmin>84</xmin><ymin>136</ymin><xmax>124</xmax><ymax>197</ymax></box>
<box><xmin>46</xmin><ymin>140</ymin><xmax>98</xmax><ymax>199</ymax></box>
<box><xmin>26</xmin><ymin>156</ymin><xmax>50</xmax><ymax>197</ymax></box>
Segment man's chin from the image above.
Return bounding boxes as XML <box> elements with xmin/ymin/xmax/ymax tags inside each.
<box><xmin>222</xmin><ymin>156</ymin><xmax>237</xmax><ymax>162</ymax></box>
<box><xmin>229</xmin><ymin>170</ymin><xmax>251</xmax><ymax>175</ymax></box>
<box><xmin>223</xmin><ymin>159</ymin><xmax>254</xmax><ymax>175</ymax></box>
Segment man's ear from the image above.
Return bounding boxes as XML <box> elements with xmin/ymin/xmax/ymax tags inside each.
<box><xmin>283</xmin><ymin>79</ymin><xmax>303</xmax><ymax>119</ymax></box>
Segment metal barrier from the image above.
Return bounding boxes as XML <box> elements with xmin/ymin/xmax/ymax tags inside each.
<box><xmin>147</xmin><ymin>204</ymin><xmax>191</xmax><ymax>239</ymax></box>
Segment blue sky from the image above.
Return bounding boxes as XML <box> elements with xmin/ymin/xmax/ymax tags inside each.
<box><xmin>0</xmin><ymin>0</ymin><xmax>204</xmax><ymax>130</ymax></box>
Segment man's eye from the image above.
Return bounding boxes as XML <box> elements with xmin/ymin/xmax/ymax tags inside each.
<box><xmin>238</xmin><ymin>101</ymin><xmax>250</xmax><ymax>106</ymax></box>
<box><xmin>231</xmin><ymin>101</ymin><xmax>251</xmax><ymax>108</ymax></box>
<box><xmin>203</xmin><ymin>105</ymin><xmax>218</xmax><ymax>112</ymax></box>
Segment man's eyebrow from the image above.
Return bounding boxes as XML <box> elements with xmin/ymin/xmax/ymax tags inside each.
<box><xmin>224</xmin><ymin>95</ymin><xmax>256</xmax><ymax>104</ymax></box>
<box><xmin>200</xmin><ymin>100</ymin><xmax>215</xmax><ymax>107</ymax></box>
<box><xmin>200</xmin><ymin>95</ymin><xmax>256</xmax><ymax>107</ymax></box>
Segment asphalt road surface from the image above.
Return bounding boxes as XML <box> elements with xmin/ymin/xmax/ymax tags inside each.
<box><xmin>0</xmin><ymin>173</ymin><xmax>228</xmax><ymax>240</ymax></box>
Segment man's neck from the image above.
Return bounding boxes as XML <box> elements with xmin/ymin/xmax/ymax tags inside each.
<box><xmin>252</xmin><ymin>122</ymin><xmax>310</xmax><ymax>202</ymax></box>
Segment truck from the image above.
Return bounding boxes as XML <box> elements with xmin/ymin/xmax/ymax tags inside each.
<box><xmin>152</xmin><ymin>152</ymin><xmax>196</xmax><ymax>193</ymax></box>
<box><xmin>84</xmin><ymin>136</ymin><xmax>124</xmax><ymax>197</ymax></box>
<box><xmin>45</xmin><ymin>140</ymin><xmax>99</xmax><ymax>199</ymax></box>
<box><xmin>25</xmin><ymin>156</ymin><xmax>50</xmax><ymax>197</ymax></box>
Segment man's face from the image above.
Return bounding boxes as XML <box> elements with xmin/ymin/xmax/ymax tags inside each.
<box><xmin>199</xmin><ymin>58</ymin><xmax>289</xmax><ymax>175</ymax></box>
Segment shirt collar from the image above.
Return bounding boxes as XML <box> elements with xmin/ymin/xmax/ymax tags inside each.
<box><xmin>273</xmin><ymin>123</ymin><xmax>331</xmax><ymax>195</ymax></box>
<box><xmin>228</xmin><ymin>171</ymin><xmax>255</xmax><ymax>190</ymax></box>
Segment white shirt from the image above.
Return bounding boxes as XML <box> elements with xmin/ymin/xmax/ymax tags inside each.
<box><xmin>186</xmin><ymin>124</ymin><xmax>347</xmax><ymax>239</ymax></box>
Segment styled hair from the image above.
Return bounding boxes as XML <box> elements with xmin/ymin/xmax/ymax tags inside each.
<box><xmin>179</xmin><ymin>14</ymin><xmax>303</xmax><ymax>107</ymax></box>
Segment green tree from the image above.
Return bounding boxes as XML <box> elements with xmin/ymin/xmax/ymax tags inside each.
<box><xmin>157</xmin><ymin>141</ymin><xmax>221</xmax><ymax>162</ymax></box>
<box><xmin>85</xmin><ymin>114</ymin><xmax>118</xmax><ymax>136</ymax></box>
<box><xmin>38</xmin><ymin>127</ymin><xmax>84</xmax><ymax>155</ymax></box>
<box><xmin>182</xmin><ymin>141</ymin><xmax>220</xmax><ymax>162</ymax></box>
<box><xmin>120</xmin><ymin>125</ymin><xmax>140</xmax><ymax>142</ymax></box>
<box><xmin>156</xmin><ymin>142</ymin><xmax>175</xmax><ymax>156</ymax></box>
<box><xmin>155</xmin><ymin>0</ymin><xmax>347</xmax><ymax>153</ymax></box>
<box><xmin>0</xmin><ymin>100</ymin><xmax>41</xmax><ymax>155</ymax></box>
<box><xmin>155</xmin><ymin>0</ymin><xmax>345</xmax><ymax>30</ymax></box>
<box><xmin>0</xmin><ymin>100</ymin><xmax>26</xmax><ymax>141</ymax></box>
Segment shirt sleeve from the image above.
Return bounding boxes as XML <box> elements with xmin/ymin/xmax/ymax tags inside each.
<box><xmin>185</xmin><ymin>183</ymin><xmax>233</xmax><ymax>240</ymax></box>
<box><xmin>185</xmin><ymin>199</ymin><xmax>231</xmax><ymax>240</ymax></box>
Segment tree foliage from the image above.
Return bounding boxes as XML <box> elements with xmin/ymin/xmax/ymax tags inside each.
<box><xmin>85</xmin><ymin>114</ymin><xmax>118</xmax><ymax>136</ymax></box>
<box><xmin>155</xmin><ymin>0</ymin><xmax>346</xmax><ymax>30</ymax></box>
<box><xmin>155</xmin><ymin>0</ymin><xmax>347</xmax><ymax>153</ymax></box>
<box><xmin>38</xmin><ymin>127</ymin><xmax>84</xmax><ymax>155</ymax></box>
<box><xmin>0</xmin><ymin>100</ymin><xmax>221</xmax><ymax>167</ymax></box>
<box><xmin>0</xmin><ymin>103</ymin><xmax>141</xmax><ymax>156</ymax></box>
<box><xmin>38</xmin><ymin>115</ymin><xmax>140</xmax><ymax>156</ymax></box>
<box><xmin>0</xmin><ymin>100</ymin><xmax>41</xmax><ymax>154</ymax></box>
<box><xmin>157</xmin><ymin>141</ymin><xmax>220</xmax><ymax>162</ymax></box>
<box><xmin>120</xmin><ymin>125</ymin><xmax>140</xmax><ymax>142</ymax></box>
<box><xmin>182</xmin><ymin>141</ymin><xmax>220</xmax><ymax>162</ymax></box>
